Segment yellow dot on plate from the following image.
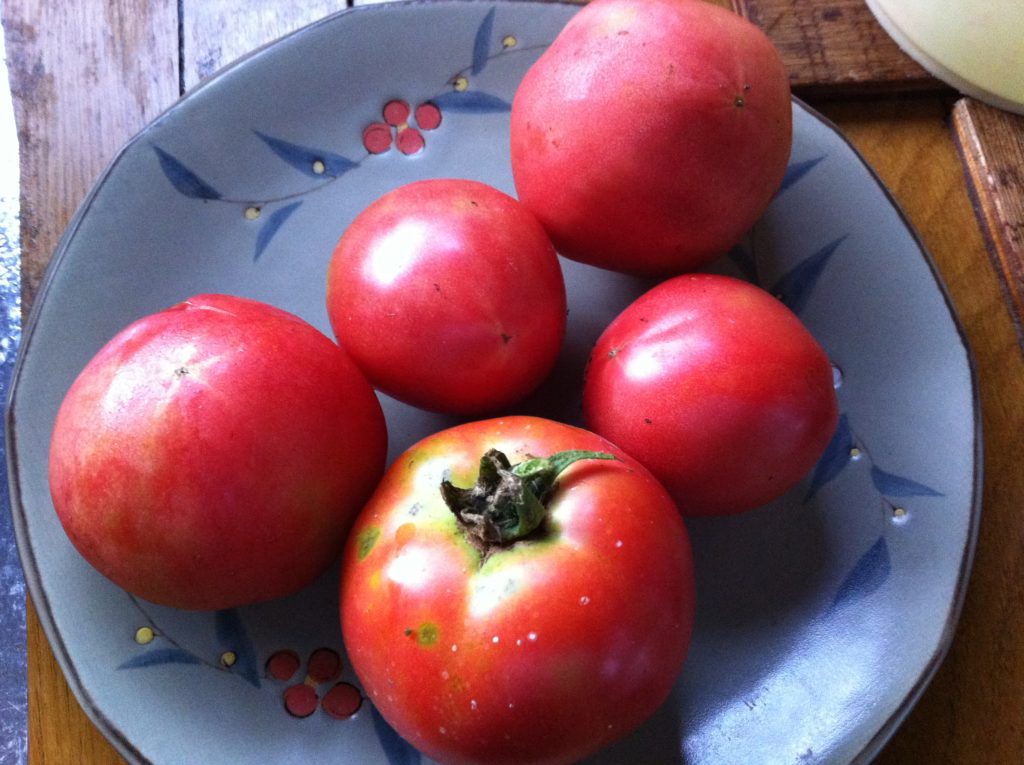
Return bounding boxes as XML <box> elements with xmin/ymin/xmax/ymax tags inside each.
<box><xmin>453</xmin><ymin>76</ymin><xmax>469</xmax><ymax>92</ymax></box>
<box><xmin>244</xmin><ymin>206</ymin><xmax>261</xmax><ymax>220</ymax></box>
<box><xmin>312</xmin><ymin>159</ymin><xmax>326</xmax><ymax>175</ymax></box>
<box><xmin>502</xmin><ymin>35</ymin><xmax>517</xmax><ymax>48</ymax></box>
<box><xmin>849</xmin><ymin>447</ymin><xmax>862</xmax><ymax>458</ymax></box>
<box><xmin>220</xmin><ymin>651</ymin><xmax>237</xmax><ymax>667</ymax></box>
<box><xmin>893</xmin><ymin>506</ymin><xmax>907</xmax><ymax>518</ymax></box>
<box><xmin>134</xmin><ymin>627</ymin><xmax>155</xmax><ymax>644</ymax></box>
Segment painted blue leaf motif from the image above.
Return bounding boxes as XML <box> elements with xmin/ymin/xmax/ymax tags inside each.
<box><xmin>804</xmin><ymin>413</ymin><xmax>854</xmax><ymax>501</ymax></box>
<box><xmin>830</xmin><ymin>536</ymin><xmax>891</xmax><ymax>611</ymax></box>
<box><xmin>118</xmin><ymin>647</ymin><xmax>202</xmax><ymax>670</ymax></box>
<box><xmin>727</xmin><ymin>243</ymin><xmax>758</xmax><ymax>284</ymax></box>
<box><xmin>154</xmin><ymin>146</ymin><xmax>222</xmax><ymax>200</ymax></box>
<box><xmin>254</xmin><ymin>131</ymin><xmax>357</xmax><ymax>178</ymax></box>
<box><xmin>472</xmin><ymin>8</ymin><xmax>496</xmax><ymax>75</ymax></box>
<box><xmin>214</xmin><ymin>609</ymin><xmax>261</xmax><ymax>688</ymax></box>
<box><xmin>870</xmin><ymin>466</ymin><xmax>943</xmax><ymax>498</ymax></box>
<box><xmin>255</xmin><ymin>201</ymin><xmax>302</xmax><ymax>262</ymax></box>
<box><xmin>769</xmin><ymin>235</ymin><xmax>846</xmax><ymax>314</ymax></box>
<box><xmin>372</xmin><ymin>705</ymin><xmax>422</xmax><ymax>765</ymax></box>
<box><xmin>776</xmin><ymin>155</ymin><xmax>826</xmax><ymax>196</ymax></box>
<box><xmin>432</xmin><ymin>90</ymin><xmax>511</xmax><ymax>113</ymax></box>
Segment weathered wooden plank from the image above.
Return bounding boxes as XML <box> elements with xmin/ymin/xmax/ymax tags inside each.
<box><xmin>951</xmin><ymin>97</ymin><xmax>1024</xmax><ymax>354</ymax></box>
<box><xmin>4</xmin><ymin>0</ymin><xmax>180</xmax><ymax>311</ymax></box>
<box><xmin>3</xmin><ymin>3</ymin><xmax>180</xmax><ymax>762</ymax></box>
<box><xmin>182</xmin><ymin>0</ymin><xmax>350</xmax><ymax>92</ymax></box>
<box><xmin>731</xmin><ymin>0</ymin><xmax>946</xmax><ymax>97</ymax></box>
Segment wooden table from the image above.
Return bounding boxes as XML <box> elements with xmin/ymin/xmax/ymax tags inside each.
<box><xmin>4</xmin><ymin>1</ymin><xmax>1022</xmax><ymax>762</ymax></box>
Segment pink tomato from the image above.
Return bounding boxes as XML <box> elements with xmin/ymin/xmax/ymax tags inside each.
<box><xmin>48</xmin><ymin>294</ymin><xmax>387</xmax><ymax>610</ymax></box>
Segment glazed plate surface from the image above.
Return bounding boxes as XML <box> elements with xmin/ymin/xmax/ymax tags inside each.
<box><xmin>6</xmin><ymin>2</ymin><xmax>979</xmax><ymax>763</ymax></box>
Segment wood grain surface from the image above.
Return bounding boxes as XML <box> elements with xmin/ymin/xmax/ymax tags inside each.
<box><xmin>951</xmin><ymin>98</ymin><xmax>1024</xmax><ymax>354</ymax></box>
<box><xmin>4</xmin><ymin>0</ymin><xmax>179</xmax><ymax>310</ymax></box>
<box><xmin>181</xmin><ymin>0</ymin><xmax>349</xmax><ymax>91</ymax></box>
<box><xmin>4</xmin><ymin>1</ymin><xmax>1023</xmax><ymax>763</ymax></box>
<box><xmin>731</xmin><ymin>0</ymin><xmax>945</xmax><ymax>97</ymax></box>
<box><xmin>4</xmin><ymin>1</ymin><xmax>179</xmax><ymax>761</ymax></box>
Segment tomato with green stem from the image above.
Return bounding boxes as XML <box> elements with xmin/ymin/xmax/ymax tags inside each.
<box><xmin>340</xmin><ymin>416</ymin><xmax>695</xmax><ymax>765</ymax></box>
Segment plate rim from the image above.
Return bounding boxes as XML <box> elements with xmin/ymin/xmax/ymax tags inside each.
<box><xmin>4</xmin><ymin>1</ymin><xmax>983</xmax><ymax>762</ymax></box>
<box><xmin>788</xmin><ymin>98</ymin><xmax>984</xmax><ymax>764</ymax></box>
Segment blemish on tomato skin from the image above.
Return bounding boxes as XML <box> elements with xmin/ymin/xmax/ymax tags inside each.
<box><xmin>416</xmin><ymin>622</ymin><xmax>440</xmax><ymax>647</ymax></box>
<box><xmin>356</xmin><ymin>527</ymin><xmax>381</xmax><ymax>560</ymax></box>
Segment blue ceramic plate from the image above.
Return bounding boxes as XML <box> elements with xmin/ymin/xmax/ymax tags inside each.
<box><xmin>6</xmin><ymin>1</ymin><xmax>979</xmax><ymax>763</ymax></box>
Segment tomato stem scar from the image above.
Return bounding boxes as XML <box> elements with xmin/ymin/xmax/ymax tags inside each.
<box><xmin>440</xmin><ymin>449</ymin><xmax>616</xmax><ymax>552</ymax></box>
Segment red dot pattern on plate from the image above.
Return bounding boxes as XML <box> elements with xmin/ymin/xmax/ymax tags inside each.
<box><xmin>414</xmin><ymin>102</ymin><xmax>442</xmax><ymax>131</ymax></box>
<box><xmin>362</xmin><ymin>99</ymin><xmax>442</xmax><ymax>155</ymax></box>
<box><xmin>363</xmin><ymin>123</ymin><xmax>393</xmax><ymax>155</ymax></box>
<box><xmin>266</xmin><ymin>650</ymin><xmax>301</xmax><ymax>681</ymax></box>
<box><xmin>396</xmin><ymin>128</ymin><xmax>425</xmax><ymax>155</ymax></box>
<box><xmin>283</xmin><ymin>683</ymin><xmax>319</xmax><ymax>718</ymax></box>
<box><xmin>383</xmin><ymin>99</ymin><xmax>411</xmax><ymax>126</ymax></box>
<box><xmin>307</xmin><ymin>647</ymin><xmax>342</xmax><ymax>683</ymax></box>
<box><xmin>267</xmin><ymin>647</ymin><xmax>362</xmax><ymax>720</ymax></box>
<box><xmin>322</xmin><ymin>682</ymin><xmax>363</xmax><ymax>720</ymax></box>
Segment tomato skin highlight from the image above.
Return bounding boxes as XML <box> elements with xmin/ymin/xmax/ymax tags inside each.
<box><xmin>583</xmin><ymin>274</ymin><xmax>839</xmax><ymax>516</ymax></box>
<box><xmin>326</xmin><ymin>179</ymin><xmax>566</xmax><ymax>415</ymax></box>
<box><xmin>510</xmin><ymin>0</ymin><xmax>792</xmax><ymax>276</ymax></box>
<box><xmin>340</xmin><ymin>416</ymin><xmax>695</xmax><ymax>765</ymax></box>
<box><xmin>48</xmin><ymin>294</ymin><xmax>387</xmax><ymax>610</ymax></box>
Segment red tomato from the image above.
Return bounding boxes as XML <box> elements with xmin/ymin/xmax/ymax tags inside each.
<box><xmin>510</xmin><ymin>0</ymin><xmax>791</xmax><ymax>276</ymax></box>
<box><xmin>48</xmin><ymin>294</ymin><xmax>387</xmax><ymax>610</ymax></box>
<box><xmin>326</xmin><ymin>179</ymin><xmax>566</xmax><ymax>414</ymax></box>
<box><xmin>340</xmin><ymin>416</ymin><xmax>695</xmax><ymax>765</ymax></box>
<box><xmin>583</xmin><ymin>274</ymin><xmax>838</xmax><ymax>515</ymax></box>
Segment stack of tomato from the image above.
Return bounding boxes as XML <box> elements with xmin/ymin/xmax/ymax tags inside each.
<box><xmin>48</xmin><ymin>2</ymin><xmax>838</xmax><ymax>763</ymax></box>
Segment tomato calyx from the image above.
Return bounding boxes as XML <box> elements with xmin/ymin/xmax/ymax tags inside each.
<box><xmin>440</xmin><ymin>448</ymin><xmax>615</xmax><ymax>555</ymax></box>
